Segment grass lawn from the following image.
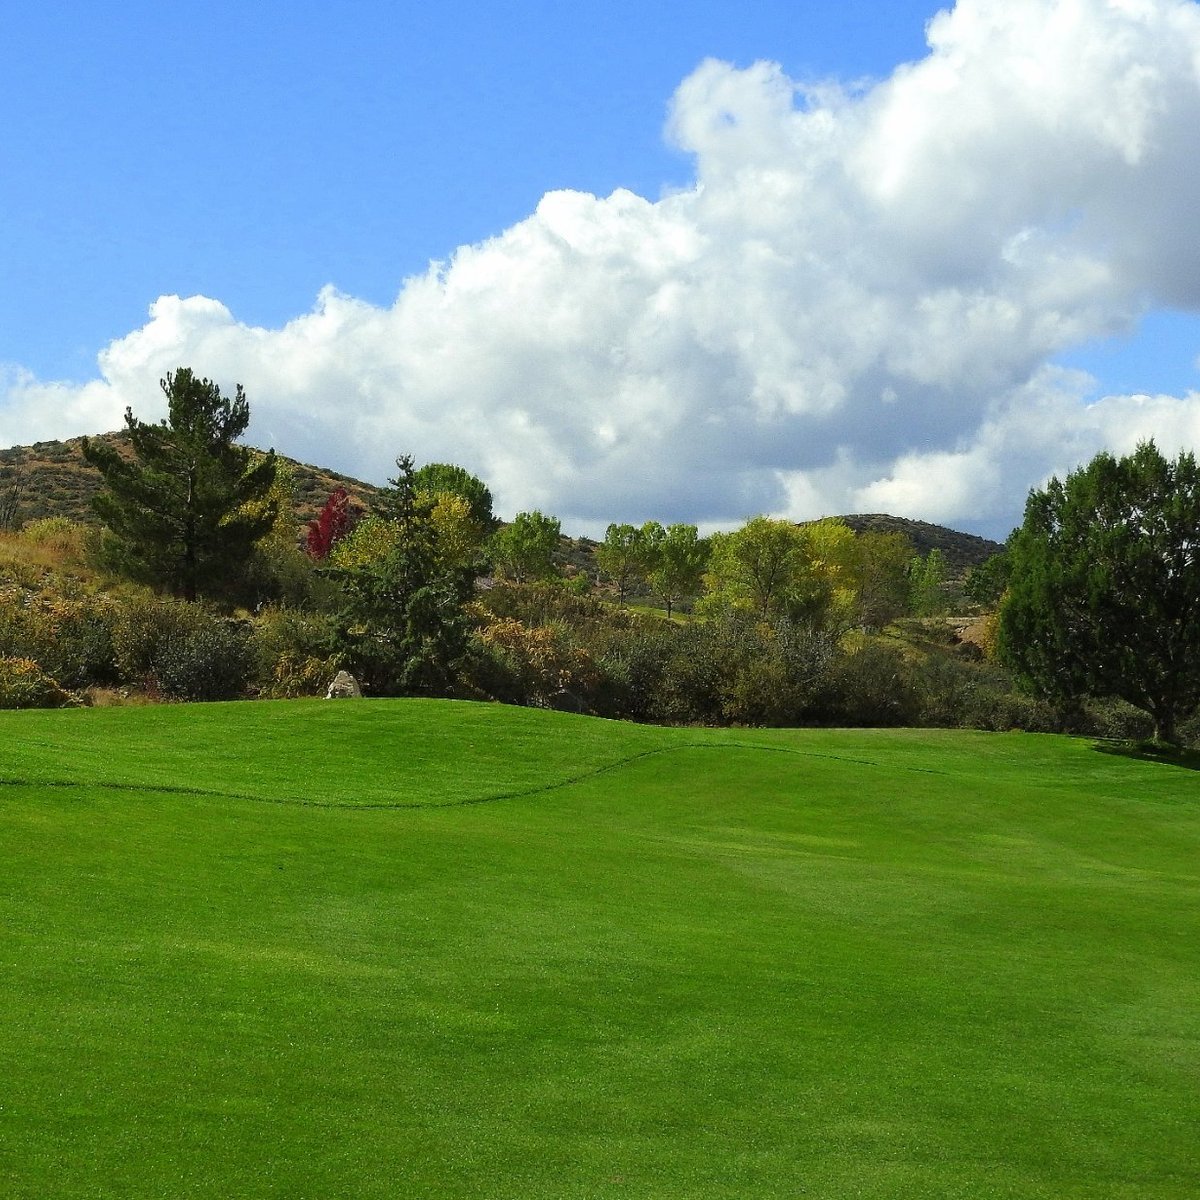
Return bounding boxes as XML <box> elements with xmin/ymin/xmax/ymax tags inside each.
<box><xmin>1</xmin><ymin>699</ymin><xmax>1198</xmax><ymax>1197</ymax></box>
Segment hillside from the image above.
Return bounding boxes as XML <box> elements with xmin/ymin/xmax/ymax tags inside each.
<box><xmin>0</xmin><ymin>432</ymin><xmax>387</xmax><ymax>529</ymax></box>
<box><xmin>1</xmin><ymin>434</ymin><xmax>1004</xmax><ymax>571</ymax></box>
<box><xmin>835</xmin><ymin>512</ymin><xmax>1004</xmax><ymax>572</ymax></box>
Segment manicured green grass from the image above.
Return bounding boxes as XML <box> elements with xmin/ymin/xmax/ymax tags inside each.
<box><xmin>2</xmin><ymin>700</ymin><xmax>1198</xmax><ymax>1197</ymax></box>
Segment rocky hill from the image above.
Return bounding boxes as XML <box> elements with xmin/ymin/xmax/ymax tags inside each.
<box><xmin>0</xmin><ymin>432</ymin><xmax>386</xmax><ymax>530</ymax></box>
<box><xmin>834</xmin><ymin>513</ymin><xmax>1004</xmax><ymax>574</ymax></box>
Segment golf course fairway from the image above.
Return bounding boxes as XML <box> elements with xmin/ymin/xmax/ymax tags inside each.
<box><xmin>1</xmin><ymin>699</ymin><xmax>1197</xmax><ymax>1198</ymax></box>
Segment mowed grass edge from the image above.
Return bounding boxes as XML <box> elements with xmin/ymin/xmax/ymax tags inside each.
<box><xmin>2</xmin><ymin>700</ymin><xmax>1198</xmax><ymax>1198</ymax></box>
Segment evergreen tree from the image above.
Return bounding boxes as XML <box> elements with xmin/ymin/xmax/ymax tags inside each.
<box><xmin>999</xmin><ymin>441</ymin><xmax>1200</xmax><ymax>744</ymax></box>
<box><xmin>332</xmin><ymin>455</ymin><xmax>473</xmax><ymax>695</ymax></box>
<box><xmin>82</xmin><ymin>369</ymin><xmax>277</xmax><ymax>602</ymax></box>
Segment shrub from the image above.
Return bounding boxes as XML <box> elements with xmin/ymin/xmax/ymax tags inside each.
<box><xmin>250</xmin><ymin>606</ymin><xmax>342</xmax><ymax>698</ymax></box>
<box><xmin>19</xmin><ymin>516</ymin><xmax>88</xmax><ymax>560</ymax></box>
<box><xmin>0</xmin><ymin>656</ymin><xmax>73</xmax><ymax>709</ymax></box>
<box><xmin>814</xmin><ymin>642</ymin><xmax>920</xmax><ymax>727</ymax></box>
<box><xmin>0</xmin><ymin>590</ymin><xmax>119</xmax><ymax>689</ymax></box>
<box><xmin>154</xmin><ymin>621</ymin><xmax>252</xmax><ymax>701</ymax></box>
<box><xmin>474</xmin><ymin>617</ymin><xmax>599</xmax><ymax>707</ymax></box>
<box><xmin>111</xmin><ymin>594</ymin><xmax>250</xmax><ymax>700</ymax></box>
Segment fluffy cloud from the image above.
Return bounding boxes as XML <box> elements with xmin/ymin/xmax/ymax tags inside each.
<box><xmin>6</xmin><ymin>0</ymin><xmax>1200</xmax><ymax>538</ymax></box>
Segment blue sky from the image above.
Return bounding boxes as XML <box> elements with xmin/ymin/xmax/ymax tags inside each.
<box><xmin>1</xmin><ymin>0</ymin><xmax>934</xmax><ymax>377</ymax></box>
<box><xmin>4</xmin><ymin>0</ymin><xmax>1200</xmax><ymax>539</ymax></box>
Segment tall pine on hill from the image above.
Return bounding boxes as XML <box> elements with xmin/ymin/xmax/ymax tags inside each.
<box><xmin>83</xmin><ymin>369</ymin><xmax>278</xmax><ymax>602</ymax></box>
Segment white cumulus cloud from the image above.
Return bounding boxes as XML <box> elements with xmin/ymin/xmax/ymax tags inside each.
<box><xmin>6</xmin><ymin>0</ymin><xmax>1200</xmax><ymax>539</ymax></box>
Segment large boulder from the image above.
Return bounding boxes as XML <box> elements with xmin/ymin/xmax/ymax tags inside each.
<box><xmin>326</xmin><ymin>670</ymin><xmax>362</xmax><ymax>699</ymax></box>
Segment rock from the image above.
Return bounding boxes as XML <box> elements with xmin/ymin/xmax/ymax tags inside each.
<box><xmin>326</xmin><ymin>670</ymin><xmax>362</xmax><ymax>699</ymax></box>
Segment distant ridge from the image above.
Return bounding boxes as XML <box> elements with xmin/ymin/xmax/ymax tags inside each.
<box><xmin>0</xmin><ymin>432</ymin><xmax>386</xmax><ymax>529</ymax></box>
<box><xmin>1</xmin><ymin>435</ymin><xmax>1005</xmax><ymax>574</ymax></box>
<box><xmin>833</xmin><ymin>513</ymin><xmax>1004</xmax><ymax>574</ymax></box>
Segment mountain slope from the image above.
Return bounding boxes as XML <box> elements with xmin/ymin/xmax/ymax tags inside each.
<box><xmin>0</xmin><ymin>432</ymin><xmax>386</xmax><ymax>529</ymax></box>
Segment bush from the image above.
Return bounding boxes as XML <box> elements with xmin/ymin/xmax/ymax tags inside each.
<box><xmin>0</xmin><ymin>656</ymin><xmax>73</xmax><ymax>709</ymax></box>
<box><xmin>19</xmin><ymin>516</ymin><xmax>88</xmax><ymax>561</ymax></box>
<box><xmin>250</xmin><ymin>606</ymin><xmax>342</xmax><ymax>698</ymax></box>
<box><xmin>473</xmin><ymin>617</ymin><xmax>599</xmax><ymax>708</ymax></box>
<box><xmin>111</xmin><ymin>594</ymin><xmax>250</xmax><ymax>700</ymax></box>
<box><xmin>814</xmin><ymin>642</ymin><xmax>919</xmax><ymax>727</ymax></box>
<box><xmin>154</xmin><ymin>621</ymin><xmax>252</xmax><ymax>701</ymax></box>
<box><xmin>0</xmin><ymin>590</ymin><xmax>119</xmax><ymax>689</ymax></box>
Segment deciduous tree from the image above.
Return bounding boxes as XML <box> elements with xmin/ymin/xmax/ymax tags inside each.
<box><xmin>489</xmin><ymin>511</ymin><xmax>561</xmax><ymax>583</ymax></box>
<box><xmin>306</xmin><ymin>486</ymin><xmax>357</xmax><ymax>560</ymax></box>
<box><xmin>642</xmin><ymin>522</ymin><xmax>708</xmax><ymax>618</ymax></box>
<box><xmin>596</xmin><ymin>523</ymin><xmax>646</xmax><ymax>603</ymax></box>
<box><xmin>412</xmin><ymin>462</ymin><xmax>495</xmax><ymax>531</ymax></box>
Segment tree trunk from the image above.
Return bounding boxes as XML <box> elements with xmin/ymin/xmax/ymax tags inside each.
<box><xmin>1152</xmin><ymin>706</ymin><xmax>1178</xmax><ymax>746</ymax></box>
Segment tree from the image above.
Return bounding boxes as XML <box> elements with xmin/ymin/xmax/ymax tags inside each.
<box><xmin>82</xmin><ymin>369</ymin><xmax>277</xmax><ymax>602</ymax></box>
<box><xmin>701</xmin><ymin>516</ymin><xmax>856</xmax><ymax>626</ymax></box>
<box><xmin>963</xmin><ymin>551</ymin><xmax>1010</xmax><ymax>608</ymax></box>
<box><xmin>411</xmin><ymin>462</ymin><xmax>495</xmax><ymax>531</ymax></box>
<box><xmin>489</xmin><ymin>511</ymin><xmax>561</xmax><ymax>583</ymax></box>
<box><xmin>999</xmin><ymin>441</ymin><xmax>1200</xmax><ymax>745</ymax></box>
<box><xmin>331</xmin><ymin>455</ymin><xmax>472</xmax><ymax>695</ymax></box>
<box><xmin>642</xmin><ymin>522</ymin><xmax>708</xmax><ymax>618</ymax></box>
<box><xmin>909</xmin><ymin>549</ymin><xmax>950</xmax><ymax>617</ymax></box>
<box><xmin>853</xmin><ymin>531</ymin><xmax>914</xmax><ymax>630</ymax></box>
<box><xmin>427</xmin><ymin>491</ymin><xmax>489</xmax><ymax>573</ymax></box>
<box><xmin>595</xmin><ymin>523</ymin><xmax>646</xmax><ymax>603</ymax></box>
<box><xmin>703</xmin><ymin>516</ymin><xmax>808</xmax><ymax>616</ymax></box>
<box><xmin>306</xmin><ymin>486</ymin><xmax>358</xmax><ymax>560</ymax></box>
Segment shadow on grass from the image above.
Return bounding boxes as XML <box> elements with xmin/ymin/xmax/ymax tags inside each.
<box><xmin>1093</xmin><ymin>740</ymin><xmax>1200</xmax><ymax>771</ymax></box>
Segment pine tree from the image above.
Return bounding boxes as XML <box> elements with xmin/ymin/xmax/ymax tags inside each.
<box><xmin>82</xmin><ymin>369</ymin><xmax>278</xmax><ymax>602</ymax></box>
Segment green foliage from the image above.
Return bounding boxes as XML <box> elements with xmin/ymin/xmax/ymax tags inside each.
<box><xmin>642</xmin><ymin>521</ymin><xmax>708</xmax><ymax>618</ymax></box>
<box><xmin>963</xmin><ymin>550</ymin><xmax>1010</xmax><ymax>608</ymax></box>
<box><xmin>999</xmin><ymin>441</ymin><xmax>1200</xmax><ymax>744</ymax></box>
<box><xmin>489</xmin><ymin>510</ymin><xmax>561</xmax><ymax>583</ymax></box>
<box><xmin>109</xmin><ymin>593</ymin><xmax>250</xmax><ymax>700</ymax></box>
<box><xmin>333</xmin><ymin>455</ymin><xmax>473</xmax><ymax>695</ymax></box>
<box><xmin>154</xmin><ymin>621</ymin><xmax>252</xmax><ymax>702</ymax></box>
<box><xmin>82</xmin><ymin>368</ymin><xmax>278</xmax><ymax>603</ymax></box>
<box><xmin>595</xmin><ymin>522</ymin><xmax>646</xmax><ymax>602</ymax></box>
<box><xmin>815</xmin><ymin>641</ymin><xmax>920</xmax><ymax>727</ymax></box>
<box><xmin>0</xmin><ymin>590</ymin><xmax>119</xmax><ymax>689</ymax></box>
<box><xmin>426</xmin><ymin>491</ymin><xmax>489</xmax><ymax>573</ymax></box>
<box><xmin>703</xmin><ymin>516</ymin><xmax>805</xmax><ymax>615</ymax></box>
<box><xmin>908</xmin><ymin>548</ymin><xmax>950</xmax><ymax>616</ymax></box>
<box><xmin>852</xmin><ymin>531</ymin><xmax>914</xmax><ymax>629</ymax></box>
<box><xmin>411</xmin><ymin>462</ymin><xmax>495</xmax><ymax>530</ymax></box>
<box><xmin>702</xmin><ymin>516</ymin><xmax>856</xmax><ymax>626</ymax></box>
<box><xmin>250</xmin><ymin>605</ymin><xmax>341</xmax><ymax>697</ymax></box>
<box><xmin>19</xmin><ymin>515</ymin><xmax>86</xmax><ymax>556</ymax></box>
<box><xmin>328</xmin><ymin>513</ymin><xmax>400</xmax><ymax>570</ymax></box>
